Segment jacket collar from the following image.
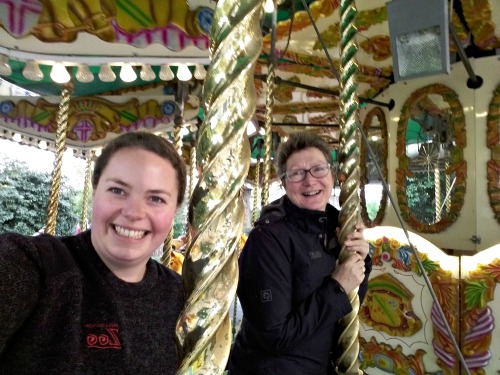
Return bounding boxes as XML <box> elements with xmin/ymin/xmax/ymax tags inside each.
<box><xmin>259</xmin><ymin>195</ymin><xmax>330</xmax><ymax>234</ymax></box>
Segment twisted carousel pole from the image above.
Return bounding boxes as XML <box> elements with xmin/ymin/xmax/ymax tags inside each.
<box><xmin>336</xmin><ymin>0</ymin><xmax>363</xmax><ymax>373</ymax></box>
<box><xmin>435</xmin><ymin>167</ymin><xmax>441</xmax><ymax>222</ymax></box>
<box><xmin>261</xmin><ymin>0</ymin><xmax>277</xmax><ymax>207</ymax></box>
<box><xmin>79</xmin><ymin>150</ymin><xmax>93</xmax><ymax>232</ymax></box>
<box><xmin>45</xmin><ymin>83</ymin><xmax>72</xmax><ymax>235</ymax></box>
<box><xmin>184</xmin><ymin>142</ymin><xmax>197</xmax><ymax>249</ymax></box>
<box><xmin>161</xmin><ymin>114</ymin><xmax>184</xmax><ymax>268</ymax></box>
<box><xmin>252</xmin><ymin>159</ymin><xmax>261</xmax><ymax>224</ymax></box>
<box><xmin>175</xmin><ymin>1</ymin><xmax>264</xmax><ymax>373</ymax></box>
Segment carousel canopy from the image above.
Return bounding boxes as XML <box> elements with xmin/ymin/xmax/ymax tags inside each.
<box><xmin>0</xmin><ymin>0</ymin><xmax>498</xmax><ymax>152</ymax></box>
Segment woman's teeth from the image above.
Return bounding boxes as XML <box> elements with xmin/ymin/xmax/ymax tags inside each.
<box><xmin>114</xmin><ymin>225</ymin><xmax>146</xmax><ymax>239</ymax></box>
<box><xmin>303</xmin><ymin>190</ymin><xmax>320</xmax><ymax>196</ymax></box>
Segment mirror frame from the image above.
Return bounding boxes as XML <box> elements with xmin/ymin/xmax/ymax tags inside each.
<box><xmin>360</xmin><ymin>107</ymin><xmax>388</xmax><ymax>227</ymax></box>
<box><xmin>487</xmin><ymin>83</ymin><xmax>500</xmax><ymax>225</ymax></box>
<box><xmin>396</xmin><ymin>84</ymin><xmax>467</xmax><ymax>233</ymax></box>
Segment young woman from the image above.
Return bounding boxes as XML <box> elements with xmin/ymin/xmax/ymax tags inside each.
<box><xmin>227</xmin><ymin>132</ymin><xmax>372</xmax><ymax>375</ymax></box>
<box><xmin>0</xmin><ymin>132</ymin><xmax>187</xmax><ymax>374</ymax></box>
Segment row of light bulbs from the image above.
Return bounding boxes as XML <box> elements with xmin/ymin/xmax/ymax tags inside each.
<box><xmin>7</xmin><ymin>130</ymin><xmax>107</xmax><ymax>158</ymax></box>
<box><xmin>0</xmin><ymin>54</ymin><xmax>207</xmax><ymax>84</ymax></box>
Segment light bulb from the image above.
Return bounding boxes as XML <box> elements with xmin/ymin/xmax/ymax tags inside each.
<box><xmin>50</xmin><ymin>62</ymin><xmax>71</xmax><ymax>83</ymax></box>
<box><xmin>194</xmin><ymin>64</ymin><xmax>207</xmax><ymax>80</ymax></box>
<box><xmin>98</xmin><ymin>64</ymin><xmax>116</xmax><ymax>82</ymax></box>
<box><xmin>22</xmin><ymin>60</ymin><xmax>44</xmax><ymax>81</ymax></box>
<box><xmin>75</xmin><ymin>64</ymin><xmax>94</xmax><ymax>83</ymax></box>
<box><xmin>176</xmin><ymin>64</ymin><xmax>192</xmax><ymax>81</ymax></box>
<box><xmin>264</xmin><ymin>0</ymin><xmax>274</xmax><ymax>13</ymax></box>
<box><xmin>140</xmin><ymin>64</ymin><xmax>156</xmax><ymax>81</ymax></box>
<box><xmin>159</xmin><ymin>64</ymin><xmax>174</xmax><ymax>81</ymax></box>
<box><xmin>0</xmin><ymin>54</ymin><xmax>12</xmax><ymax>76</ymax></box>
<box><xmin>120</xmin><ymin>63</ymin><xmax>137</xmax><ymax>82</ymax></box>
<box><xmin>189</xmin><ymin>123</ymin><xmax>198</xmax><ymax>133</ymax></box>
<box><xmin>12</xmin><ymin>133</ymin><xmax>22</xmax><ymax>142</ymax></box>
<box><xmin>246</xmin><ymin>120</ymin><xmax>258</xmax><ymax>136</ymax></box>
<box><xmin>38</xmin><ymin>140</ymin><xmax>48</xmax><ymax>150</ymax></box>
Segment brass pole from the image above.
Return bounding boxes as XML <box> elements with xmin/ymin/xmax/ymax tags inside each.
<box><xmin>435</xmin><ymin>167</ymin><xmax>441</xmax><ymax>222</ymax></box>
<box><xmin>336</xmin><ymin>0</ymin><xmax>363</xmax><ymax>373</ymax></box>
<box><xmin>261</xmin><ymin>0</ymin><xmax>277</xmax><ymax>207</ymax></box>
<box><xmin>80</xmin><ymin>151</ymin><xmax>93</xmax><ymax>231</ymax></box>
<box><xmin>252</xmin><ymin>161</ymin><xmax>261</xmax><ymax>224</ymax></box>
<box><xmin>445</xmin><ymin>162</ymin><xmax>451</xmax><ymax>213</ymax></box>
<box><xmin>161</xmin><ymin>115</ymin><xmax>184</xmax><ymax>268</ymax></box>
<box><xmin>175</xmin><ymin>1</ymin><xmax>263</xmax><ymax>373</ymax></box>
<box><xmin>184</xmin><ymin>144</ymin><xmax>196</xmax><ymax>249</ymax></box>
<box><xmin>45</xmin><ymin>83</ymin><xmax>72</xmax><ymax>235</ymax></box>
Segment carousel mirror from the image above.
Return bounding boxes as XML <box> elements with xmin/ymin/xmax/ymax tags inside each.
<box><xmin>487</xmin><ymin>84</ymin><xmax>500</xmax><ymax>225</ymax></box>
<box><xmin>360</xmin><ymin>107</ymin><xmax>388</xmax><ymax>227</ymax></box>
<box><xmin>396</xmin><ymin>84</ymin><xmax>467</xmax><ymax>233</ymax></box>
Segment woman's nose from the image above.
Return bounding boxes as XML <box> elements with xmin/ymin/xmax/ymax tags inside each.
<box><xmin>122</xmin><ymin>197</ymin><xmax>146</xmax><ymax>220</ymax></box>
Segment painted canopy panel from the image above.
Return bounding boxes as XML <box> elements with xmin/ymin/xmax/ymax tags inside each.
<box><xmin>0</xmin><ymin>0</ymin><xmax>498</xmax><ymax>147</ymax></box>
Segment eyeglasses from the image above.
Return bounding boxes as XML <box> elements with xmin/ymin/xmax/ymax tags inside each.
<box><xmin>281</xmin><ymin>163</ymin><xmax>332</xmax><ymax>182</ymax></box>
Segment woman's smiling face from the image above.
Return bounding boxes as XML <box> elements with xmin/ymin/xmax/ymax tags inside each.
<box><xmin>90</xmin><ymin>147</ymin><xmax>179</xmax><ymax>280</ymax></box>
<box><xmin>283</xmin><ymin>147</ymin><xmax>334</xmax><ymax>211</ymax></box>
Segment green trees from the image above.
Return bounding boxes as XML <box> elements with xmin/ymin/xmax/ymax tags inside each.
<box><xmin>0</xmin><ymin>160</ymin><xmax>81</xmax><ymax>236</ymax></box>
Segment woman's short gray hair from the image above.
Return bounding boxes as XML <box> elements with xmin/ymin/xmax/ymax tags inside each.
<box><xmin>275</xmin><ymin>132</ymin><xmax>334</xmax><ymax>177</ymax></box>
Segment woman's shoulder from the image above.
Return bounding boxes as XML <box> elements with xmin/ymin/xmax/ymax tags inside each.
<box><xmin>0</xmin><ymin>231</ymin><xmax>80</xmax><ymax>279</ymax></box>
<box><xmin>152</xmin><ymin>259</ymin><xmax>183</xmax><ymax>285</ymax></box>
<box><xmin>0</xmin><ymin>231</ymin><xmax>65</xmax><ymax>254</ymax></box>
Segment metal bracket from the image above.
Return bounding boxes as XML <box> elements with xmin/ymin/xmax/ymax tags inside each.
<box><xmin>469</xmin><ymin>235</ymin><xmax>481</xmax><ymax>244</ymax></box>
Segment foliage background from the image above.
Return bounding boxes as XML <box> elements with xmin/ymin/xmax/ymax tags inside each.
<box><xmin>0</xmin><ymin>159</ymin><xmax>82</xmax><ymax>236</ymax></box>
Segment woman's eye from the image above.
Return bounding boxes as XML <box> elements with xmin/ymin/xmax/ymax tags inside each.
<box><xmin>150</xmin><ymin>196</ymin><xmax>165</xmax><ymax>204</ymax></box>
<box><xmin>109</xmin><ymin>187</ymin><xmax>124</xmax><ymax>195</ymax></box>
<box><xmin>290</xmin><ymin>170</ymin><xmax>304</xmax><ymax>177</ymax></box>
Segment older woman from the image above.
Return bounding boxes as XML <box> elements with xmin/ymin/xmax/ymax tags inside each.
<box><xmin>228</xmin><ymin>132</ymin><xmax>371</xmax><ymax>375</ymax></box>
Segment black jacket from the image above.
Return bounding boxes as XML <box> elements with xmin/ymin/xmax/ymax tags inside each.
<box><xmin>227</xmin><ymin>196</ymin><xmax>371</xmax><ymax>375</ymax></box>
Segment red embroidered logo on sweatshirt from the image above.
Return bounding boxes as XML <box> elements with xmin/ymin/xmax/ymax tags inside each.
<box><xmin>83</xmin><ymin>323</ymin><xmax>122</xmax><ymax>349</ymax></box>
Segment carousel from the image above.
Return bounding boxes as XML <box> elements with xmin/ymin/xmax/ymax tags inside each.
<box><xmin>0</xmin><ymin>0</ymin><xmax>499</xmax><ymax>374</ymax></box>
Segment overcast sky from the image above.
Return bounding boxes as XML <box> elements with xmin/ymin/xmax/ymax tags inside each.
<box><xmin>0</xmin><ymin>138</ymin><xmax>86</xmax><ymax>189</ymax></box>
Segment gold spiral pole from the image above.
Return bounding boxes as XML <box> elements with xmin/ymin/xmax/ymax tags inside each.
<box><xmin>335</xmin><ymin>0</ymin><xmax>362</xmax><ymax>374</ymax></box>
<box><xmin>161</xmin><ymin>119</ymin><xmax>183</xmax><ymax>268</ymax></box>
<box><xmin>173</xmin><ymin>115</ymin><xmax>184</xmax><ymax>156</ymax></box>
<box><xmin>79</xmin><ymin>151</ymin><xmax>93</xmax><ymax>232</ymax></box>
<box><xmin>445</xmin><ymin>161</ymin><xmax>451</xmax><ymax>213</ymax></box>
<box><xmin>261</xmin><ymin>1</ymin><xmax>277</xmax><ymax>207</ymax></box>
<box><xmin>175</xmin><ymin>1</ymin><xmax>263</xmax><ymax>373</ymax></box>
<box><xmin>435</xmin><ymin>167</ymin><xmax>441</xmax><ymax>222</ymax></box>
<box><xmin>252</xmin><ymin>161</ymin><xmax>261</xmax><ymax>224</ymax></box>
<box><xmin>184</xmin><ymin>144</ymin><xmax>197</xmax><ymax>249</ymax></box>
<box><xmin>261</xmin><ymin>67</ymin><xmax>274</xmax><ymax>206</ymax></box>
<box><xmin>45</xmin><ymin>84</ymin><xmax>72</xmax><ymax>236</ymax></box>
